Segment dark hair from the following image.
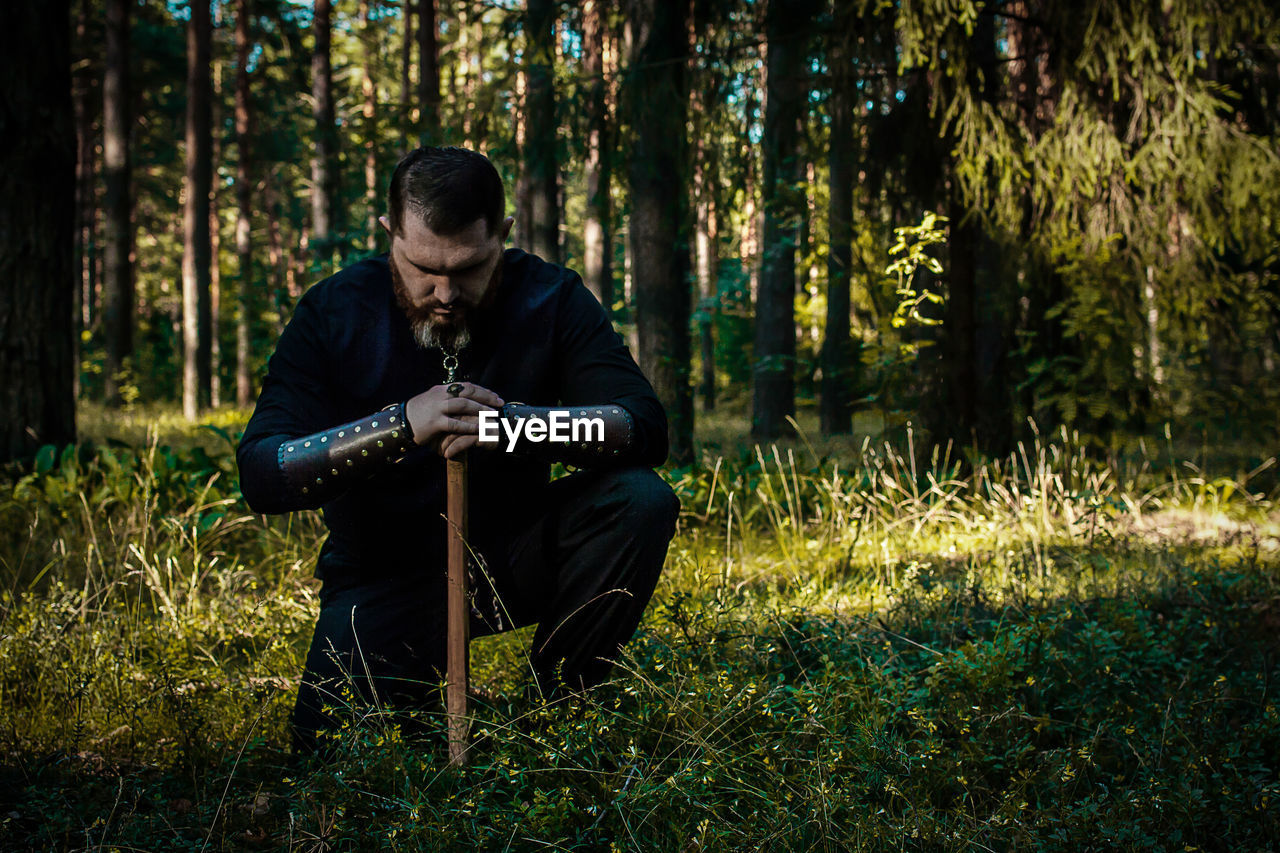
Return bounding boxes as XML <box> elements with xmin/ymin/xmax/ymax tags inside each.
<box><xmin>386</xmin><ymin>146</ymin><xmax>505</xmax><ymax>236</ymax></box>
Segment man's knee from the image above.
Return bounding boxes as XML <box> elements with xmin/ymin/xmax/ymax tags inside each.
<box><xmin>599</xmin><ymin>466</ymin><xmax>680</xmax><ymax>534</ymax></box>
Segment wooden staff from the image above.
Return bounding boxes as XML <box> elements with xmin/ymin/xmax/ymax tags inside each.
<box><xmin>446</xmin><ymin>452</ymin><xmax>469</xmax><ymax>766</ymax></box>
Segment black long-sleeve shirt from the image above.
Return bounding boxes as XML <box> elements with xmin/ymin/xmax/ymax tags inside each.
<box><xmin>237</xmin><ymin>248</ymin><xmax>668</xmax><ymax>580</ymax></box>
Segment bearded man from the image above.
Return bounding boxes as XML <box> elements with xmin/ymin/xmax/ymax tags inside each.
<box><xmin>237</xmin><ymin>146</ymin><xmax>678</xmax><ymax>755</ymax></box>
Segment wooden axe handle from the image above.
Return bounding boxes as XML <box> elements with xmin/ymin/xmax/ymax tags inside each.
<box><xmin>446</xmin><ymin>454</ymin><xmax>469</xmax><ymax>766</ymax></box>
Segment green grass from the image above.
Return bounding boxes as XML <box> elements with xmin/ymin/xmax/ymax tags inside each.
<box><xmin>1</xmin><ymin>408</ymin><xmax>1277</xmax><ymax>850</ymax></box>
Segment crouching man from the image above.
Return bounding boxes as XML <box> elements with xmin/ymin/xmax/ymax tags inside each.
<box><xmin>236</xmin><ymin>146</ymin><xmax>679</xmax><ymax>754</ymax></box>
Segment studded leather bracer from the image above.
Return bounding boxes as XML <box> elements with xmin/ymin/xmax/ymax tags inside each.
<box><xmin>497</xmin><ymin>403</ymin><xmax>636</xmax><ymax>467</ymax></box>
<box><xmin>277</xmin><ymin>403</ymin><xmax>414</xmax><ymax>504</ymax></box>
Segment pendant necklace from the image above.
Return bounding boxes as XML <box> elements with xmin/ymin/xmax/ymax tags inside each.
<box><xmin>442</xmin><ymin>347</ymin><xmax>460</xmax><ymax>383</ymax></box>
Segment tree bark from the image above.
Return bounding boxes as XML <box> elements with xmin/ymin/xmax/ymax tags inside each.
<box><xmin>583</xmin><ymin>0</ymin><xmax>613</xmax><ymax>315</ymax></box>
<box><xmin>210</xmin><ymin>178</ymin><xmax>221</xmax><ymax>408</ymax></box>
<box><xmin>690</xmin><ymin>14</ymin><xmax>717</xmax><ymax>413</ymax></box>
<box><xmin>264</xmin><ymin>170</ymin><xmax>289</xmax><ymax>338</ymax></box>
<box><xmin>102</xmin><ymin>0</ymin><xmax>133</xmax><ymax>406</ymax></box>
<box><xmin>465</xmin><ymin>8</ymin><xmax>488</xmax><ymax>146</ymax></box>
<box><xmin>362</xmin><ymin>0</ymin><xmax>379</xmax><ymax>251</ymax></box>
<box><xmin>401</xmin><ymin>0</ymin><xmax>412</xmax><ymax>148</ymax></box>
<box><xmin>628</xmin><ymin>0</ymin><xmax>693</xmax><ymax>464</ymax></box>
<box><xmin>235</xmin><ymin>0</ymin><xmax>254</xmax><ymax>407</ymax></box>
<box><xmin>695</xmin><ymin>169</ymin><xmax>718</xmax><ymax>412</ymax></box>
<box><xmin>72</xmin><ymin>0</ymin><xmax>97</xmax><ymax>402</ymax></box>
<box><xmin>525</xmin><ymin>0</ymin><xmax>560</xmax><ymax>263</ymax></box>
<box><xmin>0</xmin><ymin>0</ymin><xmax>77</xmax><ymax>461</ymax></box>
<box><xmin>209</xmin><ymin>44</ymin><xmax>223</xmax><ymax>409</ymax></box>
<box><xmin>456</xmin><ymin>2</ymin><xmax>477</xmax><ymax>146</ymax></box>
<box><xmin>944</xmin><ymin>7</ymin><xmax>1010</xmax><ymax>451</ymax></box>
<box><xmin>182</xmin><ymin>0</ymin><xmax>213</xmax><ymax>420</ymax></box>
<box><xmin>820</xmin><ymin>8</ymin><xmax>855</xmax><ymax>435</ymax></box>
<box><xmin>417</xmin><ymin>0</ymin><xmax>440</xmax><ymax>143</ymax></box>
<box><xmin>752</xmin><ymin>0</ymin><xmax>815</xmax><ymax>439</ymax></box>
<box><xmin>311</xmin><ymin>0</ymin><xmax>337</xmax><ymax>266</ymax></box>
<box><xmin>514</xmin><ymin>69</ymin><xmax>534</xmax><ymax>251</ymax></box>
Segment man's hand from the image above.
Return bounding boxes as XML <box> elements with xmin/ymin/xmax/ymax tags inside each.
<box><xmin>405</xmin><ymin>382</ymin><xmax>505</xmax><ymax>459</ymax></box>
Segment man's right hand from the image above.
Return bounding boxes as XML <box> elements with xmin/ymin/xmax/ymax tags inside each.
<box><xmin>405</xmin><ymin>382</ymin><xmax>505</xmax><ymax>458</ymax></box>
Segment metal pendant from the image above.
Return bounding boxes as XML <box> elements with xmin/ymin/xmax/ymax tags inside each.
<box><xmin>442</xmin><ymin>348</ymin><xmax>460</xmax><ymax>383</ymax></box>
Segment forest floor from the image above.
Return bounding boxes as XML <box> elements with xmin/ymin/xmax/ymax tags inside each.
<box><xmin>0</xmin><ymin>404</ymin><xmax>1278</xmax><ymax>850</ymax></box>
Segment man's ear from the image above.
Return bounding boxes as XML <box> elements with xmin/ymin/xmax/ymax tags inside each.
<box><xmin>378</xmin><ymin>215</ymin><xmax>393</xmax><ymax>238</ymax></box>
<box><xmin>500</xmin><ymin>216</ymin><xmax>515</xmax><ymax>242</ymax></box>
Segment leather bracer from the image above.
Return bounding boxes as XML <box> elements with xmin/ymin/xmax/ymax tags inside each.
<box><xmin>277</xmin><ymin>402</ymin><xmax>414</xmax><ymax>504</ymax></box>
<box><xmin>497</xmin><ymin>403</ymin><xmax>636</xmax><ymax>467</ymax></box>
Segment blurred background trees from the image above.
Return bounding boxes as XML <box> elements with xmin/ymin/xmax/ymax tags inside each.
<box><xmin>7</xmin><ymin>0</ymin><xmax>1279</xmax><ymax>465</ymax></box>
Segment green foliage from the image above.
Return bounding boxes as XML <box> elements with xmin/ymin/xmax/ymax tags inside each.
<box><xmin>891</xmin><ymin>0</ymin><xmax>1280</xmax><ymax>439</ymax></box>
<box><xmin>886</xmin><ymin>212</ymin><xmax>948</xmax><ymax>341</ymax></box>
<box><xmin>1025</xmin><ymin>237</ymin><xmax>1149</xmax><ymax>430</ymax></box>
<box><xmin>2</xmin><ymin>411</ymin><xmax>1278</xmax><ymax>848</ymax></box>
<box><xmin>852</xmin><ymin>212</ymin><xmax>950</xmax><ymax>417</ymax></box>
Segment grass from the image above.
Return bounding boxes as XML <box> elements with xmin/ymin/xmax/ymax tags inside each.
<box><xmin>0</xmin><ymin>405</ymin><xmax>1277</xmax><ymax>850</ymax></box>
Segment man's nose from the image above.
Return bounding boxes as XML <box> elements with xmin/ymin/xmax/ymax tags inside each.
<box><xmin>433</xmin><ymin>277</ymin><xmax>459</xmax><ymax>306</ymax></box>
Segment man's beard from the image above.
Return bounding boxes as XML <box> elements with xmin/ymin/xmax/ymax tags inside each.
<box><xmin>389</xmin><ymin>255</ymin><xmax>487</xmax><ymax>352</ymax></box>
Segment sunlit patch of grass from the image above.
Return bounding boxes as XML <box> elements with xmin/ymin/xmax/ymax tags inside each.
<box><xmin>78</xmin><ymin>401</ymin><xmax>251</xmax><ymax>455</ymax></box>
<box><xmin>0</xmin><ymin>407</ymin><xmax>1278</xmax><ymax>848</ymax></box>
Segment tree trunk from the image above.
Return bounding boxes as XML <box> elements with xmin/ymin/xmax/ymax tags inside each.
<box><xmin>210</xmin><ymin>183</ymin><xmax>221</xmax><ymax>408</ymax></box>
<box><xmin>465</xmin><ymin>9</ymin><xmax>488</xmax><ymax>146</ymax></box>
<box><xmin>945</xmin><ymin>194</ymin><xmax>978</xmax><ymax>441</ymax></box>
<box><xmin>361</xmin><ymin>0</ymin><xmax>379</xmax><ymax>251</ymax></box>
<box><xmin>583</xmin><ymin>0</ymin><xmax>612</xmax><ymax>314</ymax></box>
<box><xmin>751</xmin><ymin>0</ymin><xmax>815</xmax><ymax>439</ymax></box>
<box><xmin>235</xmin><ymin>0</ymin><xmax>254</xmax><ymax>407</ymax></box>
<box><xmin>265</xmin><ymin>171</ymin><xmax>288</xmax><ymax>339</ymax></box>
<box><xmin>209</xmin><ymin>44</ymin><xmax>222</xmax><ymax>409</ymax></box>
<box><xmin>690</xmin><ymin>18</ymin><xmax>717</xmax><ymax>413</ymax></box>
<box><xmin>102</xmin><ymin>0</ymin><xmax>133</xmax><ymax>406</ymax></box>
<box><xmin>514</xmin><ymin>69</ymin><xmax>534</xmax><ymax>250</ymax></box>
<box><xmin>525</xmin><ymin>0</ymin><xmax>560</xmax><ymax>264</ymax></box>
<box><xmin>72</xmin><ymin>0</ymin><xmax>96</xmax><ymax>402</ymax></box>
<box><xmin>820</xmin><ymin>10</ymin><xmax>855</xmax><ymax>435</ymax></box>
<box><xmin>401</xmin><ymin>0</ymin><xmax>412</xmax><ymax>148</ymax></box>
<box><xmin>628</xmin><ymin>0</ymin><xmax>693</xmax><ymax>464</ymax></box>
<box><xmin>695</xmin><ymin>167</ymin><xmax>717</xmax><ymax>412</ymax></box>
<box><xmin>311</xmin><ymin>0</ymin><xmax>337</xmax><ymax>266</ymax></box>
<box><xmin>929</xmin><ymin>9</ymin><xmax>1013</xmax><ymax>452</ymax></box>
<box><xmin>0</xmin><ymin>0</ymin><xmax>76</xmax><ymax>461</ymax></box>
<box><xmin>182</xmin><ymin>0</ymin><xmax>213</xmax><ymax>420</ymax></box>
<box><xmin>417</xmin><ymin>0</ymin><xmax>439</xmax><ymax>143</ymax></box>
<box><xmin>456</xmin><ymin>2</ymin><xmax>475</xmax><ymax>145</ymax></box>
<box><xmin>744</xmin><ymin>57</ymin><xmax>763</xmax><ymax>305</ymax></box>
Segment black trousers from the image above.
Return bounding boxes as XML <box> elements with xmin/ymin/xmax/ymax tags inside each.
<box><xmin>291</xmin><ymin>466</ymin><xmax>679</xmax><ymax>754</ymax></box>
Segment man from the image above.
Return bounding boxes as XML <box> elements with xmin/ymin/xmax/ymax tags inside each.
<box><xmin>237</xmin><ymin>146</ymin><xmax>679</xmax><ymax>754</ymax></box>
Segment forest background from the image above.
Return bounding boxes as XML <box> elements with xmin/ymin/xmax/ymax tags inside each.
<box><xmin>1</xmin><ymin>0</ymin><xmax>1280</xmax><ymax>849</ymax></box>
<box><xmin>8</xmin><ymin>0</ymin><xmax>1280</xmax><ymax>459</ymax></box>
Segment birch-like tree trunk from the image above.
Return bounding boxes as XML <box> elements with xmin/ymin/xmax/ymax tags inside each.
<box><xmin>182</xmin><ymin>0</ymin><xmax>213</xmax><ymax>420</ymax></box>
<box><xmin>235</xmin><ymin>0</ymin><xmax>254</xmax><ymax>406</ymax></box>
<box><xmin>102</xmin><ymin>0</ymin><xmax>133</xmax><ymax>406</ymax></box>
<box><xmin>582</xmin><ymin>0</ymin><xmax>612</xmax><ymax>314</ymax></box>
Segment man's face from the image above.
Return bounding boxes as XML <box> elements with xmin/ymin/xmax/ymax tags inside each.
<box><xmin>383</xmin><ymin>212</ymin><xmax>513</xmax><ymax>351</ymax></box>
